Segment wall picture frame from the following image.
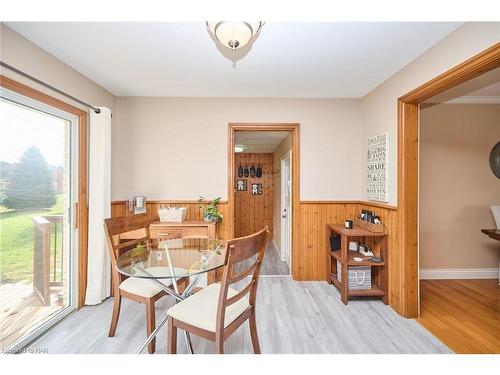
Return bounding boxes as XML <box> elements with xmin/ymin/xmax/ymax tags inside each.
<box><xmin>367</xmin><ymin>132</ymin><xmax>389</xmax><ymax>202</ymax></box>
<box><xmin>251</xmin><ymin>183</ymin><xmax>263</xmax><ymax>195</ymax></box>
<box><xmin>236</xmin><ymin>179</ymin><xmax>247</xmax><ymax>191</ymax></box>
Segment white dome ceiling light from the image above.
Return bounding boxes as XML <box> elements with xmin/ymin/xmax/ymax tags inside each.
<box><xmin>206</xmin><ymin>22</ymin><xmax>264</xmax><ymax>52</ymax></box>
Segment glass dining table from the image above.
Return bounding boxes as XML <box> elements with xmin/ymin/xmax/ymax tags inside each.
<box><xmin>115</xmin><ymin>237</ymin><xmax>226</xmax><ymax>354</ymax></box>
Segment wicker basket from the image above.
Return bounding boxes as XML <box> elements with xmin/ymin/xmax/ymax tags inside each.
<box><xmin>158</xmin><ymin>207</ymin><xmax>187</xmax><ymax>223</ymax></box>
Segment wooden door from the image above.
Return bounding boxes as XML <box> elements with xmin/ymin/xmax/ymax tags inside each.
<box><xmin>234</xmin><ymin>153</ymin><xmax>274</xmax><ymax>238</ymax></box>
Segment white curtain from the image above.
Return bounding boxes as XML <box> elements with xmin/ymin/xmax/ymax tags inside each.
<box><xmin>85</xmin><ymin>107</ymin><xmax>112</xmax><ymax>305</ymax></box>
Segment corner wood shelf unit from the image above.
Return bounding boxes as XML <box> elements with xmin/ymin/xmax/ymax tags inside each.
<box><xmin>327</xmin><ymin>223</ymin><xmax>388</xmax><ymax>305</ymax></box>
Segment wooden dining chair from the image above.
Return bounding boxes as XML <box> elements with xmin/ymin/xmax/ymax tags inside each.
<box><xmin>166</xmin><ymin>227</ymin><xmax>270</xmax><ymax>354</ymax></box>
<box><xmin>104</xmin><ymin>213</ymin><xmax>187</xmax><ymax>354</ymax></box>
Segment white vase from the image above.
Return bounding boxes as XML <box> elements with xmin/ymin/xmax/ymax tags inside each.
<box><xmin>491</xmin><ymin>205</ymin><xmax>500</xmax><ymax>229</ymax></box>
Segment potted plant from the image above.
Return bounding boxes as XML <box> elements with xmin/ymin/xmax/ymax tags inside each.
<box><xmin>198</xmin><ymin>196</ymin><xmax>223</xmax><ymax>223</ymax></box>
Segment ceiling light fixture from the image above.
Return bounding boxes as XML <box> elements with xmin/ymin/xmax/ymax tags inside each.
<box><xmin>234</xmin><ymin>144</ymin><xmax>245</xmax><ymax>153</ymax></box>
<box><xmin>206</xmin><ymin>22</ymin><xmax>264</xmax><ymax>52</ymax></box>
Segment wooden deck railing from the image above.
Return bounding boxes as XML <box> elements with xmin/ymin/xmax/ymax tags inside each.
<box><xmin>32</xmin><ymin>215</ymin><xmax>64</xmax><ymax>306</ymax></box>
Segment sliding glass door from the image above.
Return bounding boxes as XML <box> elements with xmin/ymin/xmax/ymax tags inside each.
<box><xmin>0</xmin><ymin>88</ymin><xmax>78</xmax><ymax>352</ymax></box>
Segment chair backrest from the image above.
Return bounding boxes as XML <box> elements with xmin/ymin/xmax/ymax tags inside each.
<box><xmin>104</xmin><ymin>213</ymin><xmax>152</xmax><ymax>288</ymax></box>
<box><xmin>215</xmin><ymin>227</ymin><xmax>270</xmax><ymax>333</ymax></box>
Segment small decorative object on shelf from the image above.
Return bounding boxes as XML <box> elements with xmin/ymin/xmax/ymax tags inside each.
<box><xmin>134</xmin><ymin>196</ymin><xmax>147</xmax><ymax>214</ymax></box>
<box><xmin>358</xmin><ymin>244</ymin><xmax>374</xmax><ymax>257</ymax></box>
<box><xmin>243</xmin><ymin>164</ymin><xmax>249</xmax><ymax>177</ymax></box>
<box><xmin>238</xmin><ymin>164</ymin><xmax>244</xmax><ymax>177</ymax></box>
<box><xmin>198</xmin><ymin>196</ymin><xmax>223</xmax><ymax>223</ymax></box>
<box><xmin>353</xmin><ymin>217</ymin><xmax>384</xmax><ymax>233</ymax></box>
<box><xmin>352</xmin><ymin>208</ymin><xmax>385</xmax><ymax>233</ymax></box>
<box><xmin>126</xmin><ymin>197</ymin><xmax>135</xmax><ymax>213</ymax></box>
<box><xmin>348</xmin><ymin>241</ymin><xmax>358</xmax><ymax>251</ymax></box>
<box><xmin>344</xmin><ymin>219</ymin><xmax>353</xmax><ymax>229</ymax></box>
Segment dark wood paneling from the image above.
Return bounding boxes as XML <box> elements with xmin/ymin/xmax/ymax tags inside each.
<box><xmin>234</xmin><ymin>153</ymin><xmax>274</xmax><ymax>238</ymax></box>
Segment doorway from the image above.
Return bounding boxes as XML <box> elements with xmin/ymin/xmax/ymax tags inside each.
<box><xmin>228</xmin><ymin>123</ymin><xmax>299</xmax><ymax>277</ymax></box>
<box><xmin>0</xmin><ymin>82</ymin><xmax>84</xmax><ymax>352</ymax></box>
<box><xmin>280</xmin><ymin>151</ymin><xmax>292</xmax><ymax>271</ymax></box>
<box><xmin>396</xmin><ymin>43</ymin><xmax>500</xmax><ymax>319</ymax></box>
<box><xmin>416</xmin><ymin>67</ymin><xmax>500</xmax><ymax>353</ymax></box>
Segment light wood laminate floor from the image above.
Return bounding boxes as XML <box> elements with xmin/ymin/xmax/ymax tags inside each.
<box><xmin>418</xmin><ymin>279</ymin><xmax>500</xmax><ymax>354</ymax></box>
<box><xmin>260</xmin><ymin>243</ymin><xmax>289</xmax><ymax>276</ymax></box>
<box><xmin>27</xmin><ymin>278</ymin><xmax>450</xmax><ymax>354</ymax></box>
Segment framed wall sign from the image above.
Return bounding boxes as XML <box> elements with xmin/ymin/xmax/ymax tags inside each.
<box><xmin>251</xmin><ymin>183</ymin><xmax>263</xmax><ymax>195</ymax></box>
<box><xmin>367</xmin><ymin>132</ymin><xmax>389</xmax><ymax>202</ymax></box>
<box><xmin>236</xmin><ymin>179</ymin><xmax>247</xmax><ymax>191</ymax></box>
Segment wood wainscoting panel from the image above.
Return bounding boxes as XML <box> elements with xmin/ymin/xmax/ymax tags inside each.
<box><xmin>111</xmin><ymin>200</ymin><xmax>401</xmax><ymax>312</ymax></box>
<box><xmin>233</xmin><ymin>153</ymin><xmax>274</xmax><ymax>238</ymax></box>
<box><xmin>295</xmin><ymin>202</ymin><xmax>358</xmax><ymax>281</ymax></box>
<box><xmin>295</xmin><ymin>201</ymin><xmax>398</xmax><ymax>308</ymax></box>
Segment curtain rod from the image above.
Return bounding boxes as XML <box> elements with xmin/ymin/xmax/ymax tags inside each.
<box><xmin>0</xmin><ymin>60</ymin><xmax>101</xmax><ymax>114</ymax></box>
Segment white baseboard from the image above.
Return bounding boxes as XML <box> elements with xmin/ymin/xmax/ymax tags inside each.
<box><xmin>420</xmin><ymin>268</ymin><xmax>499</xmax><ymax>280</ymax></box>
<box><xmin>271</xmin><ymin>239</ymin><xmax>284</xmax><ymax>261</ymax></box>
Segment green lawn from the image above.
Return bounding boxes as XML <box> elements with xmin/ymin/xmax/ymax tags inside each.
<box><xmin>0</xmin><ymin>194</ymin><xmax>63</xmax><ymax>283</ymax></box>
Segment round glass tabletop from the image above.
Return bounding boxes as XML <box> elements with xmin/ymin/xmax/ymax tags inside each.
<box><xmin>115</xmin><ymin>238</ymin><xmax>226</xmax><ymax>279</ymax></box>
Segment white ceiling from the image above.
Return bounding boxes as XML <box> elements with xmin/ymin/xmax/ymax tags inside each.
<box><xmin>234</xmin><ymin>131</ymin><xmax>289</xmax><ymax>153</ymax></box>
<box><xmin>426</xmin><ymin>67</ymin><xmax>500</xmax><ymax>103</ymax></box>
<box><xmin>5</xmin><ymin>22</ymin><xmax>462</xmax><ymax>98</ymax></box>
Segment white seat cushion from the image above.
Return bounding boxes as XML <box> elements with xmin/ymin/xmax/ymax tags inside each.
<box><xmin>119</xmin><ymin>267</ymin><xmax>187</xmax><ymax>298</ymax></box>
<box><xmin>167</xmin><ymin>282</ymin><xmax>250</xmax><ymax>332</ymax></box>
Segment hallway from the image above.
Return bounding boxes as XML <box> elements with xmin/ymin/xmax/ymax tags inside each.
<box><xmin>260</xmin><ymin>242</ymin><xmax>290</xmax><ymax>276</ymax></box>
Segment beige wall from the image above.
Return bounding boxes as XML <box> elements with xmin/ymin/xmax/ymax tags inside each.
<box><xmin>420</xmin><ymin>103</ymin><xmax>500</xmax><ymax>270</ymax></box>
<box><xmin>0</xmin><ymin>24</ymin><xmax>115</xmax><ymax>114</ymax></box>
<box><xmin>272</xmin><ymin>133</ymin><xmax>292</xmax><ymax>252</ymax></box>
<box><xmin>361</xmin><ymin>22</ymin><xmax>500</xmax><ymax>205</ymax></box>
<box><xmin>113</xmin><ymin>97</ymin><xmax>362</xmax><ymax>201</ymax></box>
<box><xmin>4</xmin><ymin>22</ymin><xmax>499</xmax><ymax>211</ymax></box>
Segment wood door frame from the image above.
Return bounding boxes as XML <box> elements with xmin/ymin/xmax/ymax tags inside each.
<box><xmin>0</xmin><ymin>75</ymin><xmax>89</xmax><ymax>309</ymax></box>
<box><xmin>397</xmin><ymin>43</ymin><xmax>500</xmax><ymax>318</ymax></box>
<box><xmin>228</xmin><ymin>123</ymin><xmax>299</xmax><ymax>277</ymax></box>
<box><xmin>280</xmin><ymin>150</ymin><xmax>292</xmax><ymax>270</ymax></box>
